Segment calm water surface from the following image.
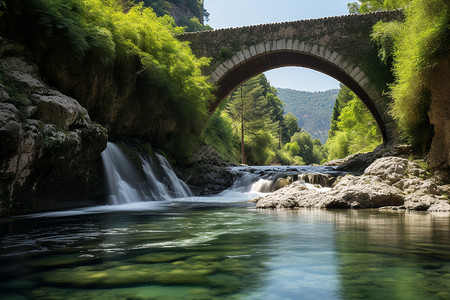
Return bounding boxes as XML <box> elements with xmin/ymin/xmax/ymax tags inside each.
<box><xmin>1</xmin><ymin>196</ymin><xmax>449</xmax><ymax>300</ymax></box>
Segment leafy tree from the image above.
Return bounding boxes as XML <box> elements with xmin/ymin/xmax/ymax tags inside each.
<box><xmin>283</xmin><ymin>112</ymin><xmax>301</xmax><ymax>144</ymax></box>
<box><xmin>325</xmin><ymin>90</ymin><xmax>382</xmax><ymax>160</ymax></box>
<box><xmin>289</xmin><ymin>131</ymin><xmax>327</xmax><ymax>164</ymax></box>
<box><xmin>326</xmin><ymin>131</ymin><xmax>350</xmax><ymax>160</ymax></box>
<box><xmin>329</xmin><ymin>85</ymin><xmax>353</xmax><ymax>138</ymax></box>
<box><xmin>226</xmin><ymin>75</ymin><xmax>278</xmax><ymax>165</ymax></box>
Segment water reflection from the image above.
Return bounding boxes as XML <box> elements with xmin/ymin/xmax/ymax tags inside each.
<box><xmin>0</xmin><ymin>207</ymin><xmax>449</xmax><ymax>299</ymax></box>
<box><xmin>332</xmin><ymin>210</ymin><xmax>450</xmax><ymax>300</ymax></box>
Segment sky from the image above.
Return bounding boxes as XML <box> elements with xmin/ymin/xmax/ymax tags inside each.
<box><xmin>203</xmin><ymin>0</ymin><xmax>353</xmax><ymax>91</ymax></box>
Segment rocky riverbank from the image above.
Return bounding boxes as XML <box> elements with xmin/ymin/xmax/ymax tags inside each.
<box><xmin>252</xmin><ymin>157</ymin><xmax>450</xmax><ymax>212</ymax></box>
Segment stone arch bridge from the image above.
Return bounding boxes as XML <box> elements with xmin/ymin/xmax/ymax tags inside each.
<box><xmin>177</xmin><ymin>10</ymin><xmax>404</xmax><ymax>143</ymax></box>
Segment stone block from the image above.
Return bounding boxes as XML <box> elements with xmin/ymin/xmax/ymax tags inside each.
<box><xmin>354</xmin><ymin>71</ymin><xmax>365</xmax><ymax>83</ymax></box>
<box><xmin>333</xmin><ymin>54</ymin><xmax>343</xmax><ymax>66</ymax></box>
<box><xmin>256</xmin><ymin>43</ymin><xmax>266</xmax><ymax>54</ymax></box>
<box><xmin>224</xmin><ymin>59</ymin><xmax>234</xmax><ymax>70</ymax></box>
<box><xmin>311</xmin><ymin>44</ymin><xmax>319</xmax><ymax>55</ymax></box>
<box><xmin>319</xmin><ymin>46</ymin><xmax>326</xmax><ymax>57</ymax></box>
<box><xmin>210</xmin><ymin>72</ymin><xmax>220</xmax><ymax>83</ymax></box>
<box><xmin>277</xmin><ymin>39</ymin><xmax>287</xmax><ymax>50</ymax></box>
<box><xmin>265</xmin><ymin>41</ymin><xmax>273</xmax><ymax>52</ymax></box>
<box><xmin>217</xmin><ymin>63</ymin><xmax>228</xmax><ymax>74</ymax></box>
<box><xmin>344</xmin><ymin>64</ymin><xmax>355</xmax><ymax>77</ymax></box>
<box><xmin>329</xmin><ymin>51</ymin><xmax>338</xmax><ymax>62</ymax></box>
<box><xmin>358</xmin><ymin>77</ymin><xmax>369</xmax><ymax>88</ymax></box>
<box><xmin>350</xmin><ymin>67</ymin><xmax>361</xmax><ymax>78</ymax></box>
<box><xmin>214</xmin><ymin>66</ymin><xmax>225</xmax><ymax>78</ymax></box>
<box><xmin>292</xmin><ymin>40</ymin><xmax>300</xmax><ymax>51</ymax></box>
<box><xmin>324</xmin><ymin>49</ymin><xmax>332</xmax><ymax>60</ymax></box>
<box><xmin>231</xmin><ymin>54</ymin><xmax>241</xmax><ymax>65</ymax></box>
<box><xmin>286</xmin><ymin>39</ymin><xmax>293</xmax><ymax>50</ymax></box>
<box><xmin>249</xmin><ymin>46</ymin><xmax>257</xmax><ymax>56</ymax></box>
<box><xmin>272</xmin><ymin>40</ymin><xmax>278</xmax><ymax>51</ymax></box>
<box><xmin>303</xmin><ymin>43</ymin><xmax>312</xmax><ymax>53</ymax></box>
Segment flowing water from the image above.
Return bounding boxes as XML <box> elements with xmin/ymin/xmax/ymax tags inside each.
<box><xmin>1</xmin><ymin>144</ymin><xmax>449</xmax><ymax>300</ymax></box>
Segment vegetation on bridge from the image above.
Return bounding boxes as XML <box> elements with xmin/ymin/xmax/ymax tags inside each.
<box><xmin>327</xmin><ymin>0</ymin><xmax>449</xmax><ymax>161</ymax></box>
<box><xmin>349</xmin><ymin>0</ymin><xmax>449</xmax><ymax>153</ymax></box>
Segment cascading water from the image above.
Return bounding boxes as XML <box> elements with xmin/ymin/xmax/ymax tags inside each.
<box><xmin>101</xmin><ymin>142</ymin><xmax>192</xmax><ymax>205</ymax></box>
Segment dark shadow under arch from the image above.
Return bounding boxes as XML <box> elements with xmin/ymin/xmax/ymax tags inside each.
<box><xmin>211</xmin><ymin>51</ymin><xmax>388</xmax><ymax>143</ymax></box>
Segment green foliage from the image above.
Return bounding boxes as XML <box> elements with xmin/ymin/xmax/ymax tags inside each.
<box><xmin>372</xmin><ymin>20</ymin><xmax>403</xmax><ymax>65</ymax></box>
<box><xmin>290</xmin><ymin>131</ymin><xmax>327</xmax><ymax>165</ymax></box>
<box><xmin>325</xmin><ymin>131</ymin><xmax>350</xmax><ymax>160</ymax></box>
<box><xmin>325</xmin><ymin>89</ymin><xmax>382</xmax><ymax>160</ymax></box>
<box><xmin>246</xmin><ymin>130</ymin><xmax>277</xmax><ymax>165</ymax></box>
<box><xmin>283</xmin><ymin>112</ymin><xmax>301</xmax><ymax>144</ymax></box>
<box><xmin>137</xmin><ymin>0</ymin><xmax>203</xmax><ymax>19</ymax></box>
<box><xmin>137</xmin><ymin>0</ymin><xmax>172</xmax><ymax>16</ymax></box>
<box><xmin>178</xmin><ymin>16</ymin><xmax>212</xmax><ymax>32</ymax></box>
<box><xmin>347</xmin><ymin>0</ymin><xmax>410</xmax><ymax>13</ymax></box>
<box><xmin>276</xmin><ymin>148</ymin><xmax>305</xmax><ymax>165</ymax></box>
<box><xmin>389</xmin><ymin>0</ymin><xmax>449</xmax><ymax>152</ymax></box>
<box><xmin>284</xmin><ymin>142</ymin><xmax>301</xmax><ymax>157</ymax></box>
<box><xmin>348</xmin><ymin>0</ymin><xmax>450</xmax><ymax>154</ymax></box>
<box><xmin>225</xmin><ymin>75</ymin><xmax>279</xmax><ymax>165</ymax></box>
<box><xmin>204</xmin><ymin>110</ymin><xmax>236</xmax><ymax>162</ymax></box>
<box><xmin>329</xmin><ymin>85</ymin><xmax>353</xmax><ymax>138</ymax></box>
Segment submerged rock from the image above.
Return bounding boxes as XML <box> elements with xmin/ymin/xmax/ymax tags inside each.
<box><xmin>253</xmin><ymin>157</ymin><xmax>450</xmax><ymax>212</ymax></box>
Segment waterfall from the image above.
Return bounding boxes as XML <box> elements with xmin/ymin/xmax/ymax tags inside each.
<box><xmin>101</xmin><ymin>142</ymin><xmax>192</xmax><ymax>205</ymax></box>
<box><xmin>250</xmin><ymin>179</ymin><xmax>274</xmax><ymax>193</ymax></box>
<box><xmin>155</xmin><ymin>153</ymin><xmax>192</xmax><ymax>198</ymax></box>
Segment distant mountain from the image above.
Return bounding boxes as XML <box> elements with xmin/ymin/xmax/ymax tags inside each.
<box><xmin>276</xmin><ymin>88</ymin><xmax>339</xmax><ymax>143</ymax></box>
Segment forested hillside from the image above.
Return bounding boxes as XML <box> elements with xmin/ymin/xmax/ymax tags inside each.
<box><xmin>276</xmin><ymin>88</ymin><xmax>338</xmax><ymax>143</ymax></box>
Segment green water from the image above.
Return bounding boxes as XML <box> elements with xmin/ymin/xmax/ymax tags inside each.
<box><xmin>1</xmin><ymin>202</ymin><xmax>449</xmax><ymax>300</ymax></box>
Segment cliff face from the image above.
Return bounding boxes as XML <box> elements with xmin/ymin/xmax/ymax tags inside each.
<box><xmin>168</xmin><ymin>1</ymin><xmax>203</xmax><ymax>25</ymax></box>
<box><xmin>427</xmin><ymin>54</ymin><xmax>450</xmax><ymax>170</ymax></box>
<box><xmin>0</xmin><ymin>39</ymin><xmax>108</xmax><ymax>216</ymax></box>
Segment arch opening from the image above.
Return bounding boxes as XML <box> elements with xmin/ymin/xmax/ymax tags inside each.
<box><xmin>210</xmin><ymin>49</ymin><xmax>389</xmax><ymax>144</ymax></box>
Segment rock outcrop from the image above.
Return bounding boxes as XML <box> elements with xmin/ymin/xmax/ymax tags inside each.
<box><xmin>323</xmin><ymin>143</ymin><xmax>410</xmax><ymax>173</ymax></box>
<box><xmin>177</xmin><ymin>144</ymin><xmax>234</xmax><ymax>195</ymax></box>
<box><xmin>253</xmin><ymin>157</ymin><xmax>450</xmax><ymax>212</ymax></box>
<box><xmin>0</xmin><ymin>41</ymin><xmax>108</xmax><ymax>216</ymax></box>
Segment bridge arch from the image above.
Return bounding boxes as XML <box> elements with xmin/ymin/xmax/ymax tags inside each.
<box><xmin>209</xmin><ymin>39</ymin><xmax>392</xmax><ymax>143</ymax></box>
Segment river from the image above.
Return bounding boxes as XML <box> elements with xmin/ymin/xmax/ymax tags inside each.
<box><xmin>1</xmin><ymin>143</ymin><xmax>449</xmax><ymax>300</ymax></box>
